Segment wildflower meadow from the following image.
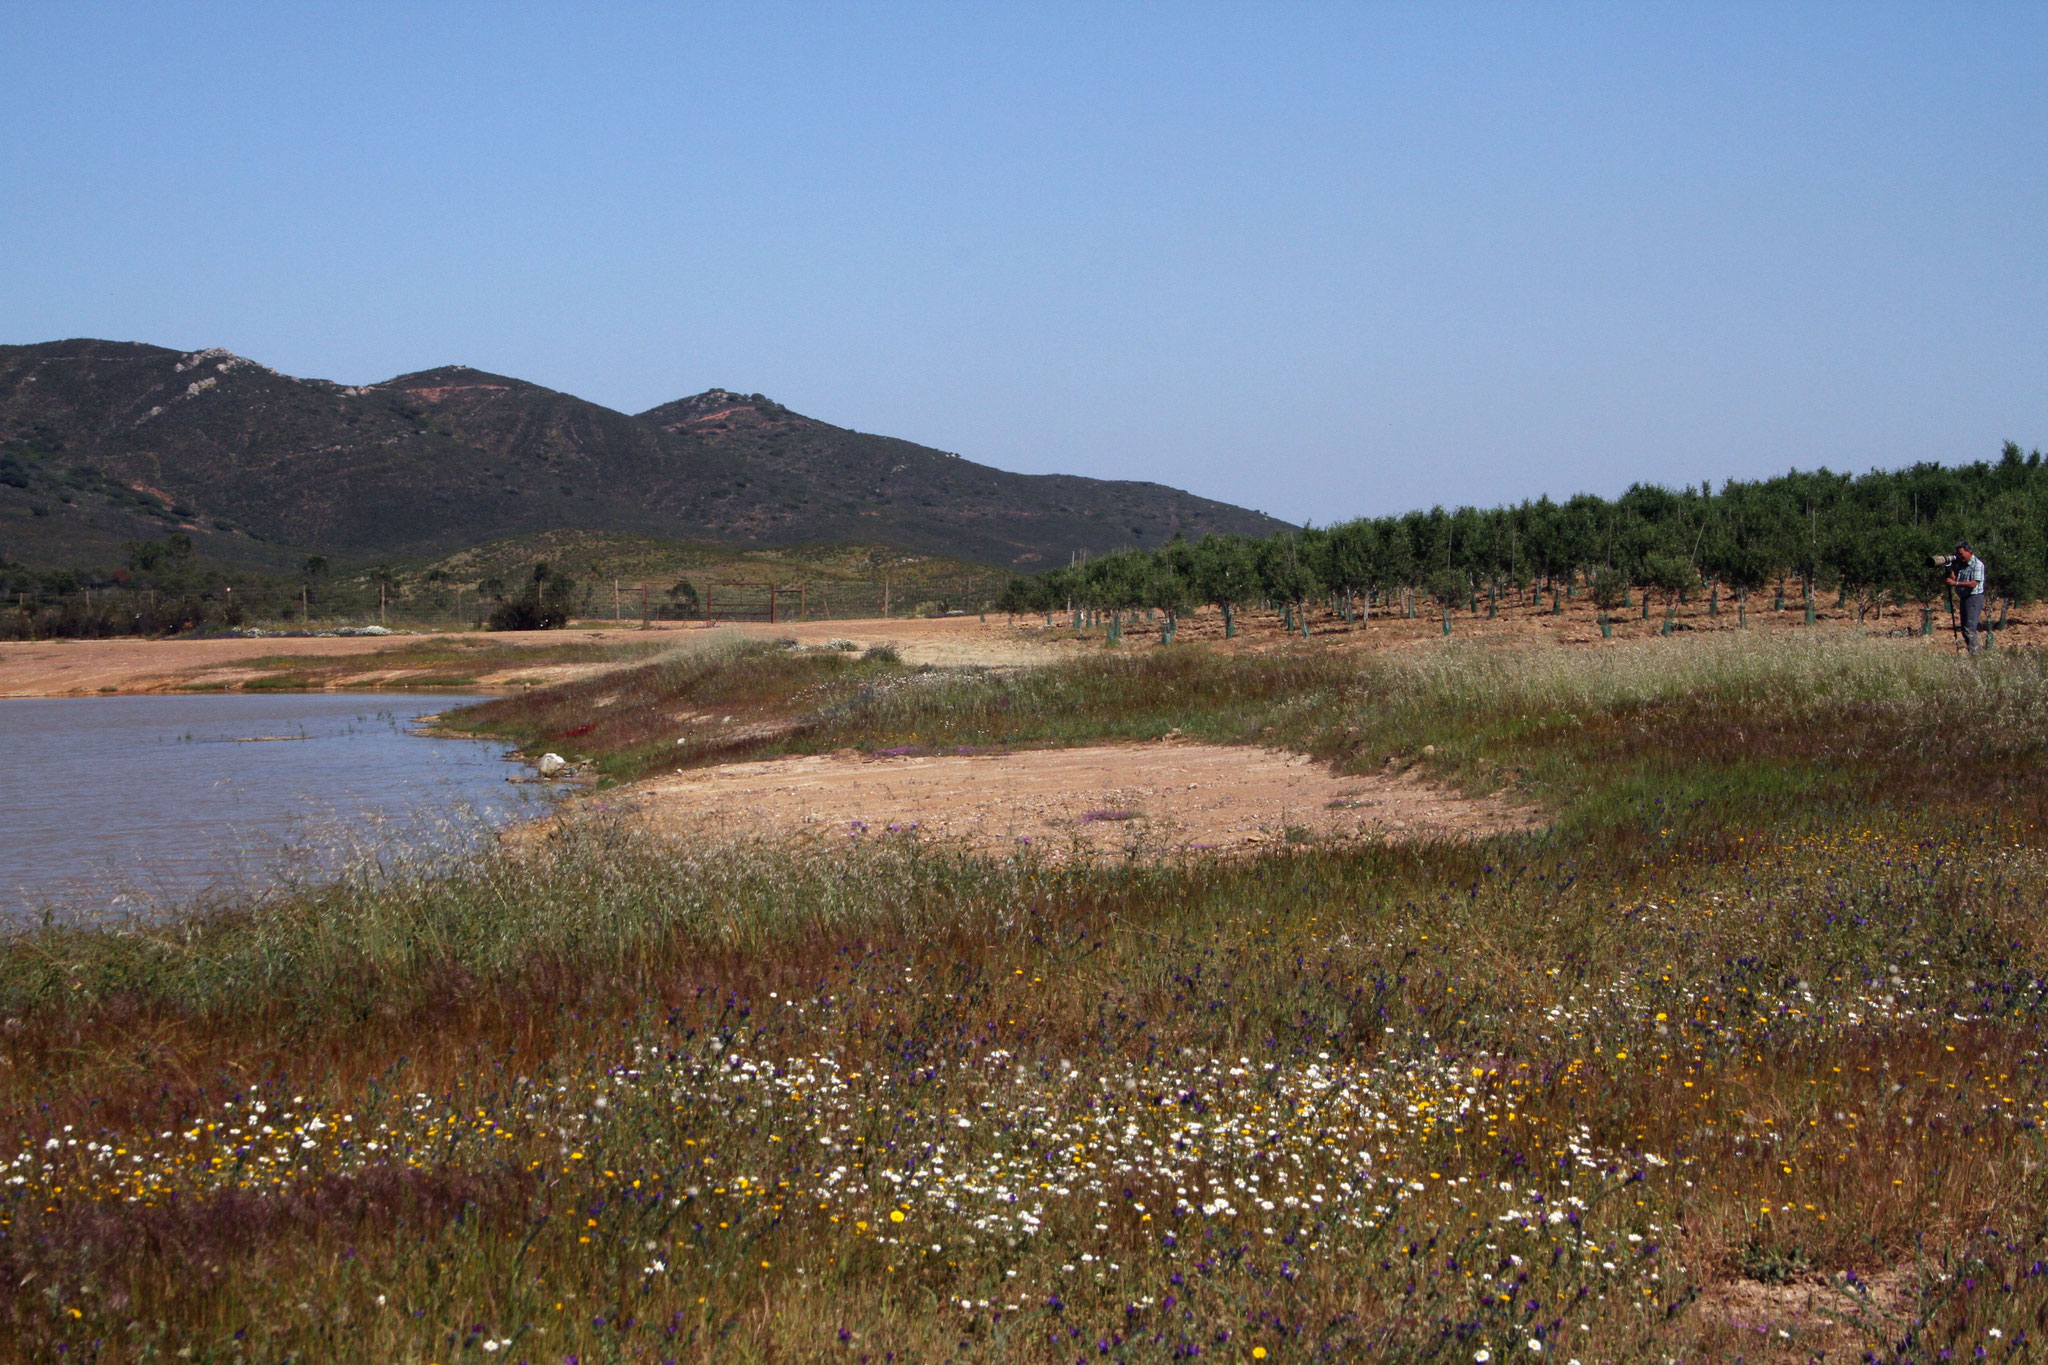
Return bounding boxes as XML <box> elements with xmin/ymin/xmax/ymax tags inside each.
<box><xmin>4</xmin><ymin>632</ymin><xmax>2048</xmax><ymax>1362</ymax></box>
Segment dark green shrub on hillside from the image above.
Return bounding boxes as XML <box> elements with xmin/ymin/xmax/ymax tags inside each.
<box><xmin>488</xmin><ymin>561</ymin><xmax>577</xmax><ymax>630</ymax></box>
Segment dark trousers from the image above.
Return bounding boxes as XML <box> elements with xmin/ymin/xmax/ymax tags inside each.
<box><xmin>1959</xmin><ymin>592</ymin><xmax>1983</xmax><ymax>654</ymax></box>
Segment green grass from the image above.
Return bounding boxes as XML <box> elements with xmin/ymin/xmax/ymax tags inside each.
<box><xmin>5</xmin><ymin>632</ymin><xmax>2048</xmax><ymax>1360</ymax></box>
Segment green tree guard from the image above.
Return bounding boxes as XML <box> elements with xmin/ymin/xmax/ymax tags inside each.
<box><xmin>1804</xmin><ymin>587</ymin><xmax>1815</xmax><ymax>627</ymax></box>
<box><xmin>1222</xmin><ymin>602</ymin><xmax>1236</xmax><ymax>638</ymax></box>
<box><xmin>1551</xmin><ymin>588</ymin><xmax>1562</xmax><ymax>615</ymax></box>
<box><xmin>1709</xmin><ymin>583</ymin><xmax>1719</xmax><ymax>617</ymax></box>
<box><xmin>1441</xmin><ymin>608</ymin><xmax>1451</xmax><ymax>636</ymax></box>
<box><xmin>1600</xmin><ymin>614</ymin><xmax>1613</xmax><ymax>639</ymax></box>
<box><xmin>1921</xmin><ymin>605</ymin><xmax>1935</xmax><ymax>637</ymax></box>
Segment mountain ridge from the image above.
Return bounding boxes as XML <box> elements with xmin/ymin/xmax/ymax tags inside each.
<box><xmin>0</xmin><ymin>339</ymin><xmax>1292</xmax><ymax>572</ymax></box>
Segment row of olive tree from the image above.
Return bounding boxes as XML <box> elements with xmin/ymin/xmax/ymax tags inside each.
<box><xmin>995</xmin><ymin>443</ymin><xmax>2048</xmax><ymax>630</ymax></box>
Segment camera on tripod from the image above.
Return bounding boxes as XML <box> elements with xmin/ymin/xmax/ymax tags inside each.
<box><xmin>1930</xmin><ymin>554</ymin><xmax>1957</xmax><ymax>569</ymax></box>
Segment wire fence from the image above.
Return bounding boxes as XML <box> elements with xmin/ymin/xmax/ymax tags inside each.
<box><xmin>597</xmin><ymin>574</ymin><xmax>1013</xmax><ymax>624</ymax></box>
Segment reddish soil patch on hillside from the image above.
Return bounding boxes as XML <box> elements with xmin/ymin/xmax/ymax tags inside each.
<box><xmin>402</xmin><ymin>384</ymin><xmax>511</xmax><ymax>403</ymax></box>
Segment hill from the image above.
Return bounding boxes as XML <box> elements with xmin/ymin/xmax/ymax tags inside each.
<box><xmin>0</xmin><ymin>339</ymin><xmax>1292</xmax><ymax>571</ymax></box>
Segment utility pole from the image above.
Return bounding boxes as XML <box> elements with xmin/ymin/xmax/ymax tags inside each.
<box><xmin>379</xmin><ymin>580</ymin><xmax>387</xmax><ymax>626</ymax></box>
<box><xmin>882</xmin><ymin>576</ymin><xmax>891</xmax><ymax>618</ymax></box>
<box><xmin>641</xmin><ymin>584</ymin><xmax>649</xmax><ymax>627</ymax></box>
<box><xmin>614</xmin><ymin>579</ymin><xmax>621</xmax><ymax>623</ymax></box>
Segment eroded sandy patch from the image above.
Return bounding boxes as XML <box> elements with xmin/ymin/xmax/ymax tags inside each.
<box><xmin>600</xmin><ymin>742</ymin><xmax>1540</xmax><ymax>857</ymax></box>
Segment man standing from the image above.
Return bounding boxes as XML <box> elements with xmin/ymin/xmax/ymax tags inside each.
<box><xmin>1946</xmin><ymin>542</ymin><xmax>1987</xmax><ymax>654</ymax></box>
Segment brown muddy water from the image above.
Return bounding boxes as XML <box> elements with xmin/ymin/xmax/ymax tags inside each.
<box><xmin>0</xmin><ymin>692</ymin><xmax>557</xmax><ymax>922</ymax></box>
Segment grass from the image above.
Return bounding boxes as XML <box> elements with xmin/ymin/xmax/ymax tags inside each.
<box><xmin>413</xmin><ymin>531</ymin><xmax>1012</xmax><ymax>598</ymax></box>
<box><xmin>454</xmin><ymin>631</ymin><xmax>2048</xmax><ymax>836</ymax></box>
<box><xmin>5</xmin><ymin>631</ymin><xmax>2048</xmax><ymax>1361</ymax></box>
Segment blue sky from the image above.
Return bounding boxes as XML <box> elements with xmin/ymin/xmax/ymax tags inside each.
<box><xmin>3</xmin><ymin>3</ymin><xmax>2042</xmax><ymax>526</ymax></box>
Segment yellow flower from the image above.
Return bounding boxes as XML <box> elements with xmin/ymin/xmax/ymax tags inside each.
<box><xmin>1253</xmin><ymin>1350</ymin><xmax>1268</xmax><ymax>1360</ymax></box>
<box><xmin>890</xmin><ymin>1209</ymin><xmax>906</xmax><ymax>1223</ymax></box>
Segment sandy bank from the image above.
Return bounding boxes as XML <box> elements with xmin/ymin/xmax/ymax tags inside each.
<box><xmin>0</xmin><ymin>615</ymin><xmax>1069</xmax><ymax>697</ymax></box>
<box><xmin>579</xmin><ymin>741</ymin><xmax>1540</xmax><ymax>858</ymax></box>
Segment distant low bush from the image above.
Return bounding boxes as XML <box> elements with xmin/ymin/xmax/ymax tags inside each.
<box><xmin>487</xmin><ymin>560</ymin><xmax>577</xmax><ymax>630</ymax></box>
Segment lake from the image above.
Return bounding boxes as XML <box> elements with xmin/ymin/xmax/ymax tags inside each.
<box><xmin>0</xmin><ymin>692</ymin><xmax>555</xmax><ymax>922</ymax></box>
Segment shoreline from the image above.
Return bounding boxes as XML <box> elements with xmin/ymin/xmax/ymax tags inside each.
<box><xmin>0</xmin><ymin>615</ymin><xmax>1059</xmax><ymax>698</ymax></box>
